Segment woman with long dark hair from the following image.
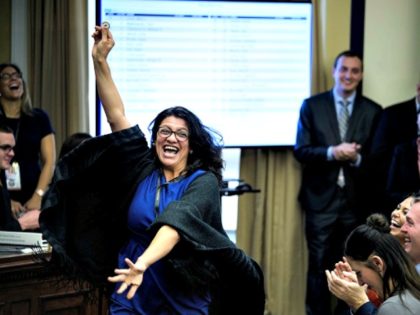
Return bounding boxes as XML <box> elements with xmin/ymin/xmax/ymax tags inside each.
<box><xmin>326</xmin><ymin>213</ymin><xmax>420</xmax><ymax>314</ymax></box>
<box><xmin>39</xmin><ymin>25</ymin><xmax>265</xmax><ymax>315</ymax></box>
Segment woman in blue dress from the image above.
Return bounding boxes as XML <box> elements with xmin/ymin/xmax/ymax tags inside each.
<box><xmin>40</xmin><ymin>25</ymin><xmax>265</xmax><ymax>314</ymax></box>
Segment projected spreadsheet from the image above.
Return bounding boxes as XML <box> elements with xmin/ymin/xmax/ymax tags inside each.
<box><xmin>100</xmin><ymin>1</ymin><xmax>311</xmax><ymax>146</ymax></box>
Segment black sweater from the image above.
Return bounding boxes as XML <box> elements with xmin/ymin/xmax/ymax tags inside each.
<box><xmin>40</xmin><ymin>125</ymin><xmax>265</xmax><ymax>314</ymax></box>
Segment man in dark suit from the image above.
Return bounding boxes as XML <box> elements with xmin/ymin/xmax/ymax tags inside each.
<box><xmin>294</xmin><ymin>51</ymin><xmax>382</xmax><ymax>315</ymax></box>
<box><xmin>369</xmin><ymin>82</ymin><xmax>420</xmax><ymax>215</ymax></box>
<box><xmin>0</xmin><ymin>124</ymin><xmax>40</xmax><ymax>231</ymax></box>
<box><xmin>386</xmin><ymin>137</ymin><xmax>420</xmax><ymax>208</ymax></box>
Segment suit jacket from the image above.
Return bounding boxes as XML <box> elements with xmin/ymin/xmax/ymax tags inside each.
<box><xmin>294</xmin><ymin>90</ymin><xmax>382</xmax><ymax>212</ymax></box>
<box><xmin>0</xmin><ymin>171</ymin><xmax>21</xmax><ymax>231</ymax></box>
<box><xmin>369</xmin><ymin>97</ymin><xmax>417</xmax><ymax>214</ymax></box>
<box><xmin>386</xmin><ymin>138</ymin><xmax>420</xmax><ymax>208</ymax></box>
<box><xmin>371</xmin><ymin>97</ymin><xmax>417</xmax><ymax>161</ymax></box>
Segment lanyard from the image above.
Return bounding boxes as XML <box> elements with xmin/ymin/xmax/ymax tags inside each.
<box><xmin>11</xmin><ymin>119</ymin><xmax>21</xmax><ymax>158</ymax></box>
<box><xmin>0</xmin><ymin>107</ymin><xmax>22</xmax><ymax>144</ymax></box>
<box><xmin>3</xmin><ymin>117</ymin><xmax>21</xmax><ymax>143</ymax></box>
<box><xmin>154</xmin><ymin>173</ymin><xmax>185</xmax><ymax>216</ymax></box>
<box><xmin>13</xmin><ymin>119</ymin><xmax>21</xmax><ymax>144</ymax></box>
<box><xmin>154</xmin><ymin>176</ymin><xmax>163</xmax><ymax>216</ymax></box>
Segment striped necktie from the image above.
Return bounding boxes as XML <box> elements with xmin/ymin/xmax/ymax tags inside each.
<box><xmin>337</xmin><ymin>100</ymin><xmax>349</xmax><ymax>188</ymax></box>
<box><xmin>338</xmin><ymin>100</ymin><xmax>350</xmax><ymax>141</ymax></box>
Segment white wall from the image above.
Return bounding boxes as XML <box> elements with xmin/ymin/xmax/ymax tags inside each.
<box><xmin>364</xmin><ymin>0</ymin><xmax>420</xmax><ymax>107</ymax></box>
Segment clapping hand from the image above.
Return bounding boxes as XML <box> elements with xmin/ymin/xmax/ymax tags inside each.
<box><xmin>333</xmin><ymin>257</ymin><xmax>357</xmax><ymax>282</ymax></box>
<box><xmin>333</xmin><ymin>142</ymin><xmax>361</xmax><ymax>162</ymax></box>
<box><xmin>325</xmin><ymin>258</ymin><xmax>369</xmax><ymax>311</ymax></box>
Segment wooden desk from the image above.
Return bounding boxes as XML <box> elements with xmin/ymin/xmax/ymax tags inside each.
<box><xmin>0</xmin><ymin>251</ymin><xmax>108</xmax><ymax>315</ymax></box>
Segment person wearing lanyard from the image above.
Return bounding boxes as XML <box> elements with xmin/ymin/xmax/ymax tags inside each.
<box><xmin>0</xmin><ymin>63</ymin><xmax>56</xmax><ymax>217</ymax></box>
<box><xmin>39</xmin><ymin>25</ymin><xmax>265</xmax><ymax>314</ymax></box>
<box><xmin>0</xmin><ymin>124</ymin><xmax>40</xmax><ymax>231</ymax></box>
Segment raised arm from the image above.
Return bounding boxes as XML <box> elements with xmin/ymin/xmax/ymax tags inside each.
<box><xmin>91</xmin><ymin>26</ymin><xmax>131</xmax><ymax>132</ymax></box>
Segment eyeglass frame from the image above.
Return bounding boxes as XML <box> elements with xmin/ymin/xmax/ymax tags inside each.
<box><xmin>0</xmin><ymin>144</ymin><xmax>15</xmax><ymax>153</ymax></box>
<box><xmin>0</xmin><ymin>72</ymin><xmax>22</xmax><ymax>81</ymax></box>
<box><xmin>157</xmin><ymin>127</ymin><xmax>189</xmax><ymax>141</ymax></box>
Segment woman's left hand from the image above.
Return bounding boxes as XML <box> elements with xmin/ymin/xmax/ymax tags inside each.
<box><xmin>108</xmin><ymin>257</ymin><xmax>147</xmax><ymax>300</ymax></box>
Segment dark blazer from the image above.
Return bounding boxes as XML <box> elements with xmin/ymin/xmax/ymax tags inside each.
<box><xmin>294</xmin><ymin>90</ymin><xmax>382</xmax><ymax>212</ymax></box>
<box><xmin>386</xmin><ymin>138</ymin><xmax>420</xmax><ymax>208</ymax></box>
<box><xmin>0</xmin><ymin>171</ymin><xmax>21</xmax><ymax>231</ymax></box>
<box><xmin>371</xmin><ymin>97</ymin><xmax>417</xmax><ymax>160</ymax></box>
<box><xmin>369</xmin><ymin>97</ymin><xmax>417</xmax><ymax>214</ymax></box>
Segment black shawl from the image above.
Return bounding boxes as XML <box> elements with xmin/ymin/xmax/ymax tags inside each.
<box><xmin>40</xmin><ymin>125</ymin><xmax>265</xmax><ymax>314</ymax></box>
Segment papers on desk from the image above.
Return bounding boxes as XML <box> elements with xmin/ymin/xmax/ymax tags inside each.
<box><xmin>0</xmin><ymin>231</ymin><xmax>49</xmax><ymax>254</ymax></box>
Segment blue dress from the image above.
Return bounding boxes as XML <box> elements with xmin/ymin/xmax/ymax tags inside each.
<box><xmin>110</xmin><ymin>169</ymin><xmax>211</xmax><ymax>315</ymax></box>
<box><xmin>40</xmin><ymin>126</ymin><xmax>265</xmax><ymax>315</ymax></box>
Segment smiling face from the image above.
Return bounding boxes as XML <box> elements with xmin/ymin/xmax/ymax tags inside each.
<box><xmin>155</xmin><ymin>116</ymin><xmax>190</xmax><ymax>180</ymax></box>
<box><xmin>0</xmin><ymin>131</ymin><xmax>15</xmax><ymax>170</ymax></box>
<box><xmin>401</xmin><ymin>201</ymin><xmax>420</xmax><ymax>264</ymax></box>
<box><xmin>346</xmin><ymin>256</ymin><xmax>385</xmax><ymax>300</ymax></box>
<box><xmin>332</xmin><ymin>56</ymin><xmax>363</xmax><ymax>98</ymax></box>
<box><xmin>0</xmin><ymin>66</ymin><xmax>24</xmax><ymax>101</ymax></box>
<box><xmin>390</xmin><ymin>196</ymin><xmax>413</xmax><ymax>245</ymax></box>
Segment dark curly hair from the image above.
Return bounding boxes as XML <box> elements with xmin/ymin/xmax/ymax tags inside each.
<box><xmin>148</xmin><ymin>106</ymin><xmax>225</xmax><ymax>184</ymax></box>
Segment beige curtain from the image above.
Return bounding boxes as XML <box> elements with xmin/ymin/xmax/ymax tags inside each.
<box><xmin>311</xmin><ymin>0</ymin><xmax>328</xmax><ymax>95</ymax></box>
<box><xmin>237</xmin><ymin>149</ymin><xmax>307</xmax><ymax>315</ymax></box>
<box><xmin>27</xmin><ymin>0</ymin><xmax>89</xmax><ymax>152</ymax></box>
<box><xmin>236</xmin><ymin>1</ymin><xmax>329</xmax><ymax>314</ymax></box>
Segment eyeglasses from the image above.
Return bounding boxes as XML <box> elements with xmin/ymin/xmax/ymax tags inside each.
<box><xmin>0</xmin><ymin>72</ymin><xmax>22</xmax><ymax>81</ymax></box>
<box><xmin>157</xmin><ymin>127</ymin><xmax>189</xmax><ymax>141</ymax></box>
<box><xmin>0</xmin><ymin>144</ymin><xmax>15</xmax><ymax>153</ymax></box>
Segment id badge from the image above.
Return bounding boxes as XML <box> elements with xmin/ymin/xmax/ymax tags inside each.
<box><xmin>6</xmin><ymin>162</ymin><xmax>22</xmax><ymax>190</ymax></box>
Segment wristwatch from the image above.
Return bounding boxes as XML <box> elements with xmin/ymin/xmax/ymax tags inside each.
<box><xmin>35</xmin><ymin>188</ymin><xmax>45</xmax><ymax>197</ymax></box>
